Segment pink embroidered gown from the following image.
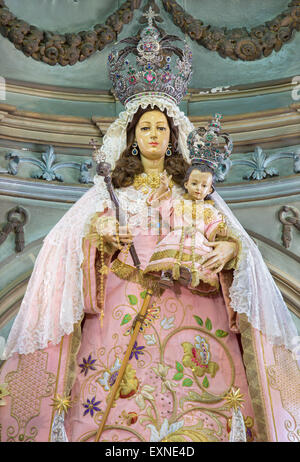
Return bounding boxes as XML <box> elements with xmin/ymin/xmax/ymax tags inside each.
<box><xmin>0</xmin><ymin>184</ymin><xmax>297</xmax><ymax>443</ymax></box>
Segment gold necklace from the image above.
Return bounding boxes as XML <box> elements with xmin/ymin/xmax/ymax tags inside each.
<box><xmin>133</xmin><ymin>172</ymin><xmax>174</xmax><ymax>194</ymax></box>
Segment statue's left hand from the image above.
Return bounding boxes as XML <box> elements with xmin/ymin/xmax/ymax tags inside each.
<box><xmin>201</xmin><ymin>241</ymin><xmax>237</xmax><ymax>273</ymax></box>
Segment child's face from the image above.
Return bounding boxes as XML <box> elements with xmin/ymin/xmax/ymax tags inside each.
<box><xmin>184</xmin><ymin>170</ymin><xmax>213</xmax><ymax>200</ymax></box>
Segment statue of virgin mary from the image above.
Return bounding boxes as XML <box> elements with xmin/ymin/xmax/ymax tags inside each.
<box><xmin>0</xmin><ymin>9</ymin><xmax>299</xmax><ymax>443</ymax></box>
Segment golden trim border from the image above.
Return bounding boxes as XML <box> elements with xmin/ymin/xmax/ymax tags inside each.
<box><xmin>239</xmin><ymin>314</ymin><xmax>270</xmax><ymax>442</ymax></box>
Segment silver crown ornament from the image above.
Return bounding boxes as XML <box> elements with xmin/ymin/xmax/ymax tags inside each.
<box><xmin>187</xmin><ymin>114</ymin><xmax>233</xmax><ymax>171</ymax></box>
<box><xmin>107</xmin><ymin>7</ymin><xmax>193</xmax><ymax>106</ymax></box>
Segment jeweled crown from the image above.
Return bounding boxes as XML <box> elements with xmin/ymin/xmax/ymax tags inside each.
<box><xmin>187</xmin><ymin>114</ymin><xmax>233</xmax><ymax>171</ymax></box>
<box><xmin>107</xmin><ymin>7</ymin><xmax>193</xmax><ymax>106</ymax></box>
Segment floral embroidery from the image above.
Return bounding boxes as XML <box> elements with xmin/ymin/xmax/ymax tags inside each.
<box><xmin>79</xmin><ymin>354</ymin><xmax>96</xmax><ymax>376</ymax></box>
<box><xmin>148</xmin><ymin>418</ymin><xmax>184</xmax><ymax>442</ymax></box>
<box><xmin>118</xmin><ymin>364</ymin><xmax>139</xmax><ymax>399</ymax></box>
<box><xmin>152</xmin><ymin>363</ymin><xmax>178</xmax><ymax>393</ymax></box>
<box><xmin>135</xmin><ymin>384</ymin><xmax>155</xmax><ymax>410</ymax></box>
<box><xmin>129</xmin><ymin>341</ymin><xmax>145</xmax><ymax>361</ymax></box>
<box><xmin>82</xmin><ymin>396</ymin><xmax>101</xmax><ymax>417</ymax></box>
<box><xmin>123</xmin><ymin>303</ymin><xmax>160</xmax><ymax>336</ymax></box>
<box><xmin>140</xmin><ymin>304</ymin><xmax>160</xmax><ymax>332</ymax></box>
<box><xmin>160</xmin><ymin>316</ymin><xmax>175</xmax><ymax>330</ymax></box>
<box><xmin>182</xmin><ymin>335</ymin><xmax>219</xmax><ymax>380</ymax></box>
<box><xmin>144</xmin><ymin>334</ymin><xmax>156</xmax><ymax>345</ymax></box>
<box><xmin>97</xmin><ymin>357</ymin><xmax>121</xmax><ymax>391</ymax></box>
<box><xmin>120</xmin><ymin>410</ymin><xmax>138</xmax><ymax>425</ymax></box>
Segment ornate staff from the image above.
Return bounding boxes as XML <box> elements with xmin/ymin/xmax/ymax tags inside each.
<box><xmin>94</xmin><ymin>289</ymin><xmax>153</xmax><ymax>442</ymax></box>
<box><xmin>90</xmin><ymin>139</ymin><xmax>140</xmax><ymax>269</ymax></box>
<box><xmin>89</xmin><ymin>140</ymin><xmax>154</xmax><ymax>442</ymax></box>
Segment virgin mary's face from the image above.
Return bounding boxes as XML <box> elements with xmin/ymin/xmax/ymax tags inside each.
<box><xmin>135</xmin><ymin>110</ymin><xmax>170</xmax><ymax>161</ymax></box>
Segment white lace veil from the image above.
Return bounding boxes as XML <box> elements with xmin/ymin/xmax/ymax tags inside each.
<box><xmin>96</xmin><ymin>94</ymin><xmax>194</xmax><ymax>167</ymax></box>
<box><xmin>2</xmin><ymin>95</ymin><xmax>297</xmax><ymax>359</ymax></box>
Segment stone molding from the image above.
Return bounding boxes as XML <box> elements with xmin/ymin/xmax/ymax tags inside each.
<box><xmin>0</xmin><ymin>102</ymin><xmax>299</xmax><ymax>151</ymax></box>
<box><xmin>4</xmin><ymin>77</ymin><xmax>296</xmax><ymax>103</ymax></box>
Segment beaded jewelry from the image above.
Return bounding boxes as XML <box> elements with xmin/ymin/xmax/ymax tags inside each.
<box><xmin>165</xmin><ymin>143</ymin><xmax>172</xmax><ymax>157</ymax></box>
<box><xmin>191</xmin><ymin>200</ymin><xmax>200</xmax><ymax>288</ymax></box>
<box><xmin>98</xmin><ymin>229</ymin><xmax>109</xmax><ymax>327</ymax></box>
<box><xmin>172</xmin><ymin>199</ymin><xmax>186</xmax><ymax>281</ymax></box>
<box><xmin>132</xmin><ymin>141</ymin><xmax>139</xmax><ymax>156</ymax></box>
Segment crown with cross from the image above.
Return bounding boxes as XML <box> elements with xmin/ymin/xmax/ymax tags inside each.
<box><xmin>187</xmin><ymin>113</ymin><xmax>233</xmax><ymax>171</ymax></box>
<box><xmin>107</xmin><ymin>7</ymin><xmax>193</xmax><ymax>106</ymax></box>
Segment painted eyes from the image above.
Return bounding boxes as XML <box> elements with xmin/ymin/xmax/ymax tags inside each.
<box><xmin>140</xmin><ymin>126</ymin><xmax>167</xmax><ymax>131</ymax></box>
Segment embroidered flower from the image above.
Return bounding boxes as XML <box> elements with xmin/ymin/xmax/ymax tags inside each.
<box><xmin>82</xmin><ymin>396</ymin><xmax>101</xmax><ymax>417</ymax></box>
<box><xmin>182</xmin><ymin>336</ymin><xmax>219</xmax><ymax>378</ymax></box>
<box><xmin>152</xmin><ymin>362</ymin><xmax>169</xmax><ymax>378</ymax></box>
<box><xmin>135</xmin><ymin>384</ymin><xmax>155</xmax><ymax>410</ymax></box>
<box><xmin>152</xmin><ymin>363</ymin><xmax>177</xmax><ymax>393</ymax></box>
<box><xmin>97</xmin><ymin>357</ymin><xmax>121</xmax><ymax>391</ymax></box>
<box><xmin>124</xmin><ymin>304</ymin><xmax>160</xmax><ymax>336</ymax></box>
<box><xmin>129</xmin><ymin>341</ymin><xmax>145</xmax><ymax>361</ymax></box>
<box><xmin>79</xmin><ymin>354</ymin><xmax>96</xmax><ymax>376</ymax></box>
<box><xmin>118</xmin><ymin>364</ymin><xmax>139</xmax><ymax>399</ymax></box>
<box><xmin>144</xmin><ymin>334</ymin><xmax>156</xmax><ymax>345</ymax></box>
<box><xmin>148</xmin><ymin>418</ymin><xmax>184</xmax><ymax>442</ymax></box>
<box><xmin>121</xmin><ymin>410</ymin><xmax>138</xmax><ymax>425</ymax></box>
<box><xmin>160</xmin><ymin>316</ymin><xmax>175</xmax><ymax>330</ymax></box>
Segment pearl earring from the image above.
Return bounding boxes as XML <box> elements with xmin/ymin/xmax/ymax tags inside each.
<box><xmin>166</xmin><ymin>143</ymin><xmax>172</xmax><ymax>156</ymax></box>
<box><xmin>132</xmin><ymin>141</ymin><xmax>138</xmax><ymax>156</ymax></box>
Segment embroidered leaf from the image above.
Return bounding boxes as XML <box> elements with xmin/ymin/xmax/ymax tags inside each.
<box><xmin>176</xmin><ymin>361</ymin><xmax>184</xmax><ymax>373</ymax></box>
<box><xmin>215</xmin><ymin>329</ymin><xmax>229</xmax><ymax>338</ymax></box>
<box><xmin>185</xmin><ymin>391</ymin><xmax>202</xmax><ymax>402</ymax></box>
<box><xmin>128</xmin><ymin>294</ymin><xmax>138</xmax><ymax>305</ymax></box>
<box><xmin>194</xmin><ymin>315</ymin><xmax>203</xmax><ymax>326</ymax></box>
<box><xmin>172</xmin><ymin>372</ymin><xmax>184</xmax><ymax>381</ymax></box>
<box><xmin>202</xmin><ymin>376</ymin><xmax>209</xmax><ymax>388</ymax></box>
<box><xmin>205</xmin><ymin>318</ymin><xmax>212</xmax><ymax>331</ymax></box>
<box><xmin>121</xmin><ymin>314</ymin><xmax>132</xmax><ymax>326</ymax></box>
<box><xmin>182</xmin><ymin>378</ymin><xmax>193</xmax><ymax>387</ymax></box>
<box><xmin>140</xmin><ymin>290</ymin><xmax>147</xmax><ymax>299</ymax></box>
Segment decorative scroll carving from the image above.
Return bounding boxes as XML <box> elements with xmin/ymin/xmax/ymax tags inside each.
<box><xmin>278</xmin><ymin>206</ymin><xmax>300</xmax><ymax>249</ymax></box>
<box><xmin>0</xmin><ymin>206</ymin><xmax>28</xmax><ymax>253</ymax></box>
<box><xmin>216</xmin><ymin>146</ymin><xmax>300</xmax><ymax>182</ymax></box>
<box><xmin>0</xmin><ymin>145</ymin><xmax>93</xmax><ymax>183</ymax></box>
<box><xmin>162</xmin><ymin>0</ymin><xmax>300</xmax><ymax>61</ymax></box>
<box><xmin>0</xmin><ymin>0</ymin><xmax>141</xmax><ymax>66</ymax></box>
<box><xmin>1</xmin><ymin>0</ymin><xmax>299</xmax><ymax>64</ymax></box>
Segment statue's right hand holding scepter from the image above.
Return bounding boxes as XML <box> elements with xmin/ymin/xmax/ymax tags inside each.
<box><xmin>90</xmin><ymin>139</ymin><xmax>141</xmax><ymax>269</ymax></box>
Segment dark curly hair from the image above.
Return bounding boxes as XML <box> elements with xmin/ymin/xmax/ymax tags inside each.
<box><xmin>183</xmin><ymin>164</ymin><xmax>215</xmax><ymax>199</ymax></box>
<box><xmin>112</xmin><ymin>105</ymin><xmax>190</xmax><ymax>188</ymax></box>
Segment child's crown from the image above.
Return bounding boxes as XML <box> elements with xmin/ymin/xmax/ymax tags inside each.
<box><xmin>187</xmin><ymin>114</ymin><xmax>233</xmax><ymax>171</ymax></box>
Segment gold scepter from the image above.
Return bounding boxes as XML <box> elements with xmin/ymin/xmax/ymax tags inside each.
<box><xmin>94</xmin><ymin>289</ymin><xmax>153</xmax><ymax>442</ymax></box>
<box><xmin>90</xmin><ymin>140</ymin><xmax>141</xmax><ymax>269</ymax></box>
<box><xmin>90</xmin><ymin>141</ymin><xmax>153</xmax><ymax>441</ymax></box>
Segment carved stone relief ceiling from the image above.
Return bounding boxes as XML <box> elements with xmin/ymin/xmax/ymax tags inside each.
<box><xmin>0</xmin><ymin>0</ymin><xmax>299</xmax><ymax>66</ymax></box>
